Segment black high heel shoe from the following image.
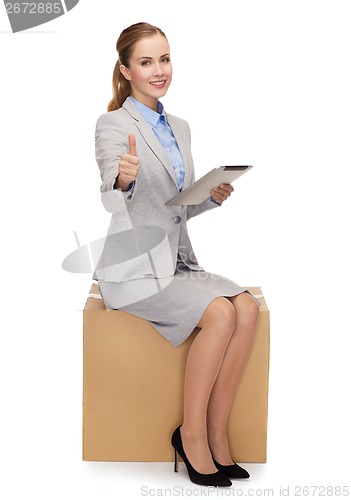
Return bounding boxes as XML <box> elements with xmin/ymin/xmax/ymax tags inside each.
<box><xmin>211</xmin><ymin>456</ymin><xmax>250</xmax><ymax>479</ymax></box>
<box><xmin>171</xmin><ymin>426</ymin><xmax>232</xmax><ymax>487</ymax></box>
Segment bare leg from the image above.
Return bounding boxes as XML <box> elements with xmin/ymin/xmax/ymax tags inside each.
<box><xmin>207</xmin><ymin>293</ymin><xmax>259</xmax><ymax>464</ymax></box>
<box><xmin>180</xmin><ymin>297</ymin><xmax>236</xmax><ymax>473</ymax></box>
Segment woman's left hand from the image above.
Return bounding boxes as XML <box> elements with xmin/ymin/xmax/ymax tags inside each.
<box><xmin>210</xmin><ymin>184</ymin><xmax>234</xmax><ymax>204</ymax></box>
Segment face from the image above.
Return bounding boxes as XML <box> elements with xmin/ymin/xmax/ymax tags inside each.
<box><xmin>120</xmin><ymin>33</ymin><xmax>172</xmax><ymax>110</ymax></box>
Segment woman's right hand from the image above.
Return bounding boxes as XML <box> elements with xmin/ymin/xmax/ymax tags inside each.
<box><xmin>115</xmin><ymin>134</ymin><xmax>140</xmax><ymax>191</ymax></box>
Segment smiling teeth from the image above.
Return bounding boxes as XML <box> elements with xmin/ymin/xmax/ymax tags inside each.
<box><xmin>150</xmin><ymin>81</ymin><xmax>166</xmax><ymax>86</ymax></box>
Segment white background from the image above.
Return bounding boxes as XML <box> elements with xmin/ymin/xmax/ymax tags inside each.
<box><xmin>1</xmin><ymin>1</ymin><xmax>350</xmax><ymax>498</ymax></box>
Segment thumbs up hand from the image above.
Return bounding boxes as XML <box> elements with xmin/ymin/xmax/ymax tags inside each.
<box><xmin>115</xmin><ymin>134</ymin><xmax>140</xmax><ymax>191</ymax></box>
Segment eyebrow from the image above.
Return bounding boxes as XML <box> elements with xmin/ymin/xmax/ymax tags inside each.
<box><xmin>137</xmin><ymin>53</ymin><xmax>170</xmax><ymax>60</ymax></box>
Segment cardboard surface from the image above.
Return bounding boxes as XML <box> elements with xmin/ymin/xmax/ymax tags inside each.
<box><xmin>83</xmin><ymin>284</ymin><xmax>270</xmax><ymax>462</ymax></box>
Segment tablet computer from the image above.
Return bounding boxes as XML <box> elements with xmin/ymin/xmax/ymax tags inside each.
<box><xmin>165</xmin><ymin>165</ymin><xmax>253</xmax><ymax>206</ymax></box>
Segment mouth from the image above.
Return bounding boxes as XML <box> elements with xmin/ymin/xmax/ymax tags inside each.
<box><xmin>149</xmin><ymin>80</ymin><xmax>167</xmax><ymax>88</ymax></box>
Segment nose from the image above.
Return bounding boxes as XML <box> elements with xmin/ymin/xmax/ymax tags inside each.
<box><xmin>153</xmin><ymin>62</ymin><xmax>163</xmax><ymax>76</ymax></box>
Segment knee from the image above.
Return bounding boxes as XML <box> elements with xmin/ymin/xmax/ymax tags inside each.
<box><xmin>200</xmin><ymin>297</ymin><xmax>235</xmax><ymax>340</ymax></box>
<box><xmin>235</xmin><ymin>294</ymin><xmax>259</xmax><ymax>331</ymax></box>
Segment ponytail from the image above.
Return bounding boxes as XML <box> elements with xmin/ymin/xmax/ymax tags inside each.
<box><xmin>107</xmin><ymin>60</ymin><xmax>131</xmax><ymax>111</ymax></box>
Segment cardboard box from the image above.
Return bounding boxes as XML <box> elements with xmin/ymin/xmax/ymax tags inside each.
<box><xmin>83</xmin><ymin>284</ymin><xmax>270</xmax><ymax>462</ymax></box>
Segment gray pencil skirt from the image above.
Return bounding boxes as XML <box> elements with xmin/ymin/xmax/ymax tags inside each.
<box><xmin>99</xmin><ymin>261</ymin><xmax>259</xmax><ymax>348</ymax></box>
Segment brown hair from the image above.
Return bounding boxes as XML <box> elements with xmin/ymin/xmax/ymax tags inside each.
<box><xmin>107</xmin><ymin>22</ymin><xmax>167</xmax><ymax>112</ymax></box>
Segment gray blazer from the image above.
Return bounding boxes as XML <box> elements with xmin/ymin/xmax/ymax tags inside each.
<box><xmin>94</xmin><ymin>97</ymin><xmax>219</xmax><ymax>283</ymax></box>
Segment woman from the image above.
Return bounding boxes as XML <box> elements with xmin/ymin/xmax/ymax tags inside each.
<box><xmin>95</xmin><ymin>22</ymin><xmax>259</xmax><ymax>488</ymax></box>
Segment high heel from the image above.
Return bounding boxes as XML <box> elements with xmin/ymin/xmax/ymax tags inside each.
<box><xmin>171</xmin><ymin>426</ymin><xmax>232</xmax><ymax>487</ymax></box>
<box><xmin>174</xmin><ymin>448</ymin><xmax>178</xmax><ymax>473</ymax></box>
<box><xmin>211</xmin><ymin>456</ymin><xmax>250</xmax><ymax>479</ymax></box>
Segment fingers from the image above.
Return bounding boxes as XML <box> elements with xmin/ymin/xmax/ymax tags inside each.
<box><xmin>211</xmin><ymin>183</ymin><xmax>234</xmax><ymax>203</ymax></box>
<box><xmin>119</xmin><ymin>155</ymin><xmax>140</xmax><ymax>173</ymax></box>
<box><xmin>218</xmin><ymin>183</ymin><xmax>234</xmax><ymax>194</ymax></box>
<box><xmin>122</xmin><ymin>153</ymin><xmax>139</xmax><ymax>165</ymax></box>
<box><xmin>128</xmin><ymin>134</ymin><xmax>137</xmax><ymax>156</ymax></box>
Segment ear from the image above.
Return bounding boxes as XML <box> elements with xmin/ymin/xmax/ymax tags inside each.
<box><xmin>120</xmin><ymin>64</ymin><xmax>132</xmax><ymax>81</ymax></box>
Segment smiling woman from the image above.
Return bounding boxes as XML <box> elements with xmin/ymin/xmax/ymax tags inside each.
<box><xmin>95</xmin><ymin>21</ymin><xmax>260</xmax><ymax>488</ymax></box>
<box><xmin>108</xmin><ymin>23</ymin><xmax>171</xmax><ymax>111</ymax></box>
<box><xmin>119</xmin><ymin>34</ymin><xmax>172</xmax><ymax>111</ymax></box>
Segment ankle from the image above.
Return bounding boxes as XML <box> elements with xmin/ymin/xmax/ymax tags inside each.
<box><xmin>207</xmin><ymin>425</ymin><xmax>232</xmax><ymax>463</ymax></box>
<box><xmin>207</xmin><ymin>422</ymin><xmax>227</xmax><ymax>440</ymax></box>
<box><xmin>181</xmin><ymin>423</ymin><xmax>208</xmax><ymax>441</ymax></box>
<box><xmin>180</xmin><ymin>420</ymin><xmax>207</xmax><ymax>437</ymax></box>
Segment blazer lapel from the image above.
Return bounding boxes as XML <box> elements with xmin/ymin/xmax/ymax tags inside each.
<box><xmin>123</xmin><ymin>97</ymin><xmax>179</xmax><ymax>191</ymax></box>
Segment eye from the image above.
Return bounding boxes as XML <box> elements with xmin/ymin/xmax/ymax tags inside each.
<box><xmin>141</xmin><ymin>60</ymin><xmax>150</xmax><ymax>66</ymax></box>
<box><xmin>162</xmin><ymin>57</ymin><xmax>171</xmax><ymax>63</ymax></box>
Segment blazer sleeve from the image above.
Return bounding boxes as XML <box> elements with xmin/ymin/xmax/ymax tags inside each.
<box><xmin>187</xmin><ymin>198</ymin><xmax>220</xmax><ymax>220</ymax></box>
<box><xmin>95</xmin><ymin>111</ymin><xmax>137</xmax><ymax>212</ymax></box>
